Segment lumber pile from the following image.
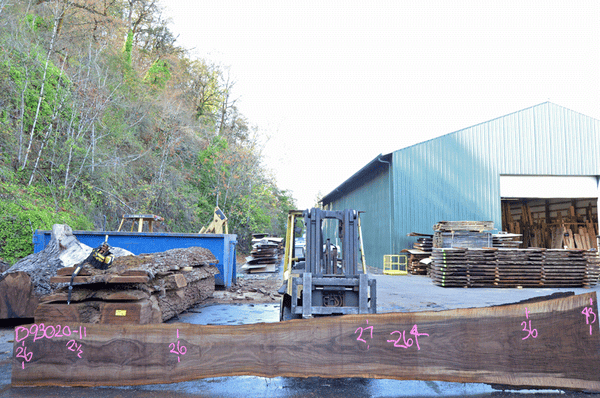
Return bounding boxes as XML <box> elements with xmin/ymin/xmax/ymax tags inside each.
<box><xmin>36</xmin><ymin>247</ymin><xmax>219</xmax><ymax>324</ymax></box>
<box><xmin>12</xmin><ymin>292</ymin><xmax>600</xmax><ymax>392</ymax></box>
<box><xmin>430</xmin><ymin>247</ymin><xmax>600</xmax><ymax>288</ymax></box>
<box><xmin>0</xmin><ymin>224</ymin><xmax>132</xmax><ymax>319</ymax></box>
<box><xmin>241</xmin><ymin>237</ymin><xmax>282</xmax><ymax>273</ymax></box>
<box><xmin>433</xmin><ymin>221</ymin><xmax>494</xmax><ymax>249</ymax></box>
<box><xmin>492</xmin><ymin>233</ymin><xmax>522</xmax><ymax>248</ymax></box>
<box><xmin>502</xmin><ymin>201</ymin><xmax>598</xmax><ymax>249</ymax></box>
<box><xmin>405</xmin><ymin>233</ymin><xmax>433</xmax><ymax>275</ymax></box>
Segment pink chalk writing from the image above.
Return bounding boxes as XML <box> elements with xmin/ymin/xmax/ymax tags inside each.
<box><xmin>15</xmin><ymin>323</ymin><xmax>86</xmax><ymax>343</ymax></box>
<box><xmin>15</xmin><ymin>341</ymin><xmax>32</xmax><ymax>370</ymax></box>
<box><xmin>66</xmin><ymin>340</ymin><xmax>83</xmax><ymax>358</ymax></box>
<box><xmin>582</xmin><ymin>298</ymin><xmax>597</xmax><ymax>336</ymax></box>
<box><xmin>169</xmin><ymin>329</ymin><xmax>187</xmax><ymax>362</ymax></box>
<box><xmin>387</xmin><ymin>324</ymin><xmax>429</xmax><ymax>350</ymax></box>
<box><xmin>354</xmin><ymin>319</ymin><xmax>374</xmax><ymax>350</ymax></box>
<box><xmin>521</xmin><ymin>307</ymin><xmax>538</xmax><ymax>340</ymax></box>
<box><xmin>14</xmin><ymin>323</ymin><xmax>87</xmax><ymax>369</ymax></box>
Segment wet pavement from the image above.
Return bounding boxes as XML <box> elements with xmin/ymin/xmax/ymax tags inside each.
<box><xmin>1</xmin><ymin>274</ymin><xmax>600</xmax><ymax>397</ymax></box>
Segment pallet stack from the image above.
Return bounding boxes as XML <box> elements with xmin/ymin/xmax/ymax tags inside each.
<box><xmin>430</xmin><ymin>247</ymin><xmax>599</xmax><ymax>288</ymax></box>
<box><xmin>36</xmin><ymin>247</ymin><xmax>219</xmax><ymax>324</ymax></box>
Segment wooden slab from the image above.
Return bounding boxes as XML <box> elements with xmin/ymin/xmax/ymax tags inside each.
<box><xmin>12</xmin><ymin>292</ymin><xmax>600</xmax><ymax>391</ymax></box>
<box><xmin>0</xmin><ymin>272</ymin><xmax>39</xmax><ymax>319</ymax></box>
<box><xmin>34</xmin><ymin>298</ymin><xmax>161</xmax><ymax>325</ymax></box>
<box><xmin>49</xmin><ymin>275</ymin><xmax>150</xmax><ymax>284</ymax></box>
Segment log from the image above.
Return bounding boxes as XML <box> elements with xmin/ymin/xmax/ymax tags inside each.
<box><xmin>0</xmin><ymin>224</ymin><xmax>134</xmax><ymax>319</ymax></box>
<box><xmin>0</xmin><ymin>272</ymin><xmax>38</xmax><ymax>319</ymax></box>
<box><xmin>39</xmin><ymin>259</ymin><xmax>217</xmax><ymax>323</ymax></box>
<box><xmin>12</xmin><ymin>292</ymin><xmax>600</xmax><ymax>391</ymax></box>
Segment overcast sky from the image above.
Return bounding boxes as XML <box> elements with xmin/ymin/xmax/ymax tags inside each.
<box><xmin>163</xmin><ymin>0</ymin><xmax>600</xmax><ymax>209</ymax></box>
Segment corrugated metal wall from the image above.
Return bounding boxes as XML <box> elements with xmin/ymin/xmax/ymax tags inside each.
<box><xmin>392</xmin><ymin>102</ymin><xmax>600</xmax><ymax>253</ymax></box>
<box><xmin>325</xmin><ymin>102</ymin><xmax>600</xmax><ymax>269</ymax></box>
<box><xmin>327</xmin><ymin>164</ymin><xmax>392</xmax><ymax>269</ymax></box>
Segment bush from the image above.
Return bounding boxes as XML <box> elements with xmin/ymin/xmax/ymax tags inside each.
<box><xmin>0</xmin><ymin>181</ymin><xmax>93</xmax><ymax>265</ymax></box>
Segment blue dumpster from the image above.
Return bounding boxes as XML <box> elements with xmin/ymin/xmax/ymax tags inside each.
<box><xmin>33</xmin><ymin>230</ymin><xmax>237</xmax><ymax>288</ymax></box>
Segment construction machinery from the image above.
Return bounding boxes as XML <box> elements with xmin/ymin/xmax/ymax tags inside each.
<box><xmin>279</xmin><ymin>208</ymin><xmax>376</xmax><ymax>320</ymax></box>
<box><xmin>199</xmin><ymin>207</ymin><xmax>228</xmax><ymax>234</ymax></box>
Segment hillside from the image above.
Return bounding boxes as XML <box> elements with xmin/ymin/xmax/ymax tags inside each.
<box><xmin>0</xmin><ymin>1</ymin><xmax>295</xmax><ymax>264</ymax></box>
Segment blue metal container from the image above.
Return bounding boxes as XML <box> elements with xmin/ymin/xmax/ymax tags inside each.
<box><xmin>33</xmin><ymin>231</ymin><xmax>237</xmax><ymax>287</ymax></box>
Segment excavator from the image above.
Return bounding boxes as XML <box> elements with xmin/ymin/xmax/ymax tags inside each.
<box><xmin>279</xmin><ymin>208</ymin><xmax>377</xmax><ymax>320</ymax></box>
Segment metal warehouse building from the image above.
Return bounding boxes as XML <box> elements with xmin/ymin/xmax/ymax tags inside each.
<box><xmin>321</xmin><ymin>102</ymin><xmax>600</xmax><ymax>269</ymax></box>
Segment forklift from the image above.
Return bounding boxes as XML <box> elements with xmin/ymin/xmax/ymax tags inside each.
<box><xmin>279</xmin><ymin>208</ymin><xmax>377</xmax><ymax>320</ymax></box>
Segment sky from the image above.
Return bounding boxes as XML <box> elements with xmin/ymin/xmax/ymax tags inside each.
<box><xmin>163</xmin><ymin>0</ymin><xmax>600</xmax><ymax>209</ymax></box>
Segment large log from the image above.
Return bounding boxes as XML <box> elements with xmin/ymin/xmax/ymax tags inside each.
<box><xmin>0</xmin><ymin>224</ymin><xmax>121</xmax><ymax>319</ymax></box>
<box><xmin>39</xmin><ymin>249</ymin><xmax>219</xmax><ymax>323</ymax></box>
<box><xmin>11</xmin><ymin>292</ymin><xmax>600</xmax><ymax>391</ymax></box>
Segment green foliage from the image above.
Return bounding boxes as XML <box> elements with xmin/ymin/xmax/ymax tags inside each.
<box><xmin>23</xmin><ymin>14</ymin><xmax>48</xmax><ymax>33</ymax></box>
<box><xmin>144</xmin><ymin>59</ymin><xmax>171</xmax><ymax>90</ymax></box>
<box><xmin>0</xmin><ymin>181</ymin><xmax>93</xmax><ymax>265</ymax></box>
<box><xmin>1</xmin><ymin>45</ymin><xmax>73</xmax><ymax>139</ymax></box>
<box><xmin>0</xmin><ymin>3</ymin><xmax>297</xmax><ymax>261</ymax></box>
<box><xmin>123</xmin><ymin>29</ymin><xmax>134</xmax><ymax>66</ymax></box>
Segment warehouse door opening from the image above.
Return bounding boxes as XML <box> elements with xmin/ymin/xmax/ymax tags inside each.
<box><xmin>500</xmin><ymin>176</ymin><xmax>599</xmax><ymax>249</ymax></box>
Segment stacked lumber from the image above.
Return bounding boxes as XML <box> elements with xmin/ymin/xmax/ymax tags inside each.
<box><xmin>241</xmin><ymin>237</ymin><xmax>283</xmax><ymax>273</ymax></box>
<box><xmin>434</xmin><ymin>220</ymin><xmax>494</xmax><ymax>232</ymax></box>
<box><xmin>492</xmin><ymin>233</ymin><xmax>522</xmax><ymax>248</ymax></box>
<box><xmin>495</xmin><ymin>248</ymin><xmax>544</xmax><ymax>288</ymax></box>
<box><xmin>543</xmin><ymin>249</ymin><xmax>590</xmax><ymax>288</ymax></box>
<box><xmin>430</xmin><ymin>247</ymin><xmax>599</xmax><ymax>288</ymax></box>
<box><xmin>405</xmin><ymin>250</ymin><xmax>430</xmax><ymax>275</ymax></box>
<box><xmin>433</xmin><ymin>221</ymin><xmax>494</xmax><ymax>249</ymax></box>
<box><xmin>429</xmin><ymin>248</ymin><xmax>469</xmax><ymax>287</ymax></box>
<box><xmin>405</xmin><ymin>232</ymin><xmax>433</xmax><ymax>275</ymax></box>
<box><xmin>13</xmin><ymin>292</ymin><xmax>600</xmax><ymax>392</ymax></box>
<box><xmin>36</xmin><ymin>247</ymin><xmax>219</xmax><ymax>324</ymax></box>
<box><xmin>503</xmin><ymin>201</ymin><xmax>598</xmax><ymax>249</ymax></box>
<box><xmin>584</xmin><ymin>251</ymin><xmax>600</xmax><ymax>287</ymax></box>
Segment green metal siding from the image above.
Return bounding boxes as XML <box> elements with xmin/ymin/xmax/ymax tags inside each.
<box><xmin>392</xmin><ymin>102</ymin><xmax>600</xmax><ymax>251</ymax></box>
<box><xmin>324</xmin><ymin>102</ymin><xmax>600</xmax><ymax>268</ymax></box>
<box><xmin>327</xmin><ymin>163</ymin><xmax>392</xmax><ymax>269</ymax></box>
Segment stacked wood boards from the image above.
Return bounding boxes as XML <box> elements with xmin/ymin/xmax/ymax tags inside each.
<box><xmin>241</xmin><ymin>237</ymin><xmax>283</xmax><ymax>273</ymax></box>
<box><xmin>502</xmin><ymin>201</ymin><xmax>598</xmax><ymax>250</ymax></box>
<box><xmin>433</xmin><ymin>220</ymin><xmax>494</xmax><ymax>232</ymax></box>
<box><xmin>433</xmin><ymin>221</ymin><xmax>494</xmax><ymax>249</ymax></box>
<box><xmin>495</xmin><ymin>248</ymin><xmax>544</xmax><ymax>288</ymax></box>
<box><xmin>406</xmin><ymin>233</ymin><xmax>433</xmax><ymax>275</ymax></box>
<box><xmin>492</xmin><ymin>233</ymin><xmax>522</xmax><ymax>248</ymax></box>
<box><xmin>36</xmin><ymin>247</ymin><xmax>219</xmax><ymax>324</ymax></box>
<box><xmin>431</xmin><ymin>248</ymin><xmax>600</xmax><ymax>288</ymax></box>
<box><xmin>12</xmin><ymin>292</ymin><xmax>600</xmax><ymax>392</ymax></box>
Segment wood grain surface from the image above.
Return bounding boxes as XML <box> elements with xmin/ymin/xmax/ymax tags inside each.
<box><xmin>12</xmin><ymin>292</ymin><xmax>600</xmax><ymax>391</ymax></box>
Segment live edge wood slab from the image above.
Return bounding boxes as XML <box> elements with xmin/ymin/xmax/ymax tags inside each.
<box><xmin>12</xmin><ymin>292</ymin><xmax>600</xmax><ymax>391</ymax></box>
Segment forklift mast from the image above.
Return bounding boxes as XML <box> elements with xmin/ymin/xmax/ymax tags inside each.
<box><xmin>281</xmin><ymin>208</ymin><xmax>376</xmax><ymax>320</ymax></box>
<box><xmin>304</xmin><ymin>208</ymin><xmax>360</xmax><ymax>276</ymax></box>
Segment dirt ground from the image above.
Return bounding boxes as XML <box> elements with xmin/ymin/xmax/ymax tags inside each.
<box><xmin>201</xmin><ymin>253</ymin><xmax>283</xmax><ymax>305</ymax></box>
<box><xmin>202</xmin><ymin>255</ymin><xmax>385</xmax><ymax>306</ymax></box>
